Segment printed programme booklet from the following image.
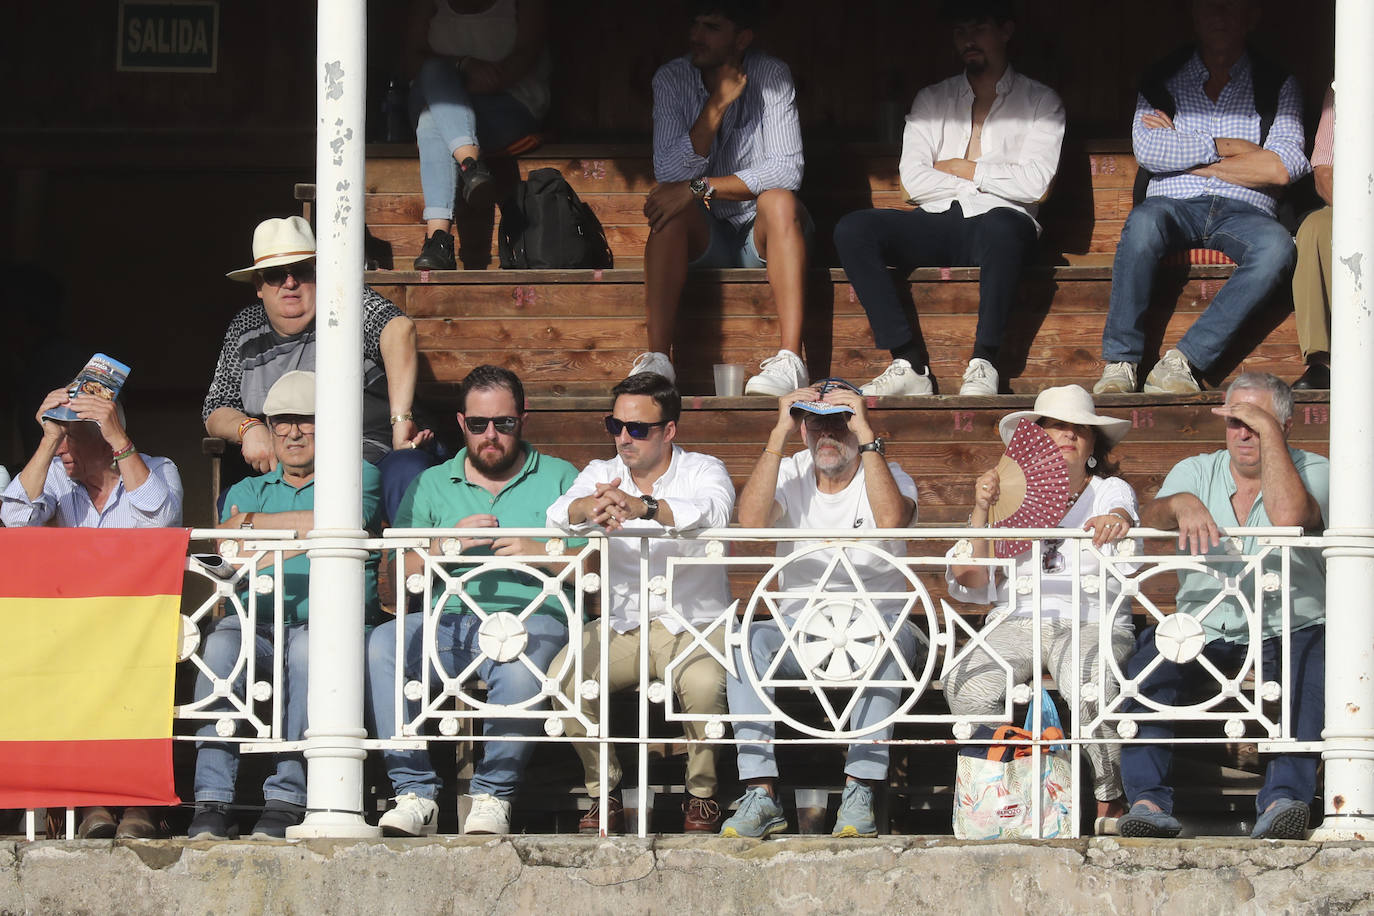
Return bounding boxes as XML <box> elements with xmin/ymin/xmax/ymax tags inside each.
<box><xmin>42</xmin><ymin>353</ymin><xmax>131</xmax><ymax>423</ymax></box>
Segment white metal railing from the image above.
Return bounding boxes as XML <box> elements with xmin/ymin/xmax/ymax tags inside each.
<box><xmin>20</xmin><ymin>525</ymin><xmax>1320</xmax><ymax>840</ymax></box>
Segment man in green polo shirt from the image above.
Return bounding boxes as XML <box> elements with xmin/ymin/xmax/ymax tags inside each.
<box><xmin>188</xmin><ymin>371</ymin><xmax>384</xmax><ymax>840</ymax></box>
<box><xmin>367</xmin><ymin>365</ymin><xmax>578</xmax><ymax>837</ymax></box>
<box><xmin>1119</xmin><ymin>372</ymin><xmax>1329</xmax><ymax>841</ymax></box>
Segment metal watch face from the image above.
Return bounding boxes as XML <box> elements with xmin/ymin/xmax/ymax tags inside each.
<box><xmin>642</xmin><ymin>495</ymin><xmax>660</xmax><ymax>520</ymax></box>
<box><xmin>689</xmin><ymin>178</ymin><xmax>708</xmax><ymax>197</ymax></box>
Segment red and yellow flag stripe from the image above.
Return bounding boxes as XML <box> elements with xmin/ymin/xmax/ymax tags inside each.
<box><xmin>0</xmin><ymin>527</ymin><xmax>189</xmax><ymax>808</ymax></box>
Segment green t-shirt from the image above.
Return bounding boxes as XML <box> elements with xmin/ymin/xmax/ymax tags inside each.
<box><xmin>220</xmin><ymin>461</ymin><xmax>384</xmax><ymax>626</ymax></box>
<box><xmin>395</xmin><ymin>444</ymin><xmax>580</xmax><ymax>623</ymax></box>
<box><xmin>1157</xmin><ymin>447</ymin><xmax>1328</xmax><ymax>643</ymax></box>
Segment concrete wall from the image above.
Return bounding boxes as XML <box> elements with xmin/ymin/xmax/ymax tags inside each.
<box><xmin>4</xmin><ymin>836</ymin><xmax>1373</xmax><ymax>915</ymax></box>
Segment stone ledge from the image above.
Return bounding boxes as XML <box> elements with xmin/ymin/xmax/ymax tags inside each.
<box><xmin>3</xmin><ymin>836</ymin><xmax>1372</xmax><ymax>915</ymax></box>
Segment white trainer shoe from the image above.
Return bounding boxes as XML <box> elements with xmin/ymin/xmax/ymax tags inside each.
<box><xmin>958</xmin><ymin>358</ymin><xmax>999</xmax><ymax>396</ymax></box>
<box><xmin>1093</xmin><ymin>361</ymin><xmax>1139</xmax><ymax>395</ymax></box>
<box><xmin>1143</xmin><ymin>348</ymin><xmax>1201</xmax><ymax>394</ymax></box>
<box><xmin>379</xmin><ymin>792</ymin><xmax>439</xmax><ymax>837</ymax></box>
<box><xmin>463</xmin><ymin>793</ymin><xmax>512</xmax><ymax>835</ymax></box>
<box><xmin>630</xmin><ymin>351</ymin><xmax>675</xmax><ymax>383</ymax></box>
<box><xmin>861</xmin><ymin>358</ymin><xmax>934</xmax><ymax>396</ymax></box>
<box><xmin>744</xmin><ymin>349</ymin><xmax>809</xmax><ymax>396</ymax></box>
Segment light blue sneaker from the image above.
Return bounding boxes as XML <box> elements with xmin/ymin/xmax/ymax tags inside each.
<box><xmin>832</xmin><ymin>781</ymin><xmax>878</xmax><ymax>837</ymax></box>
<box><xmin>720</xmin><ymin>786</ymin><xmax>787</xmax><ymax>839</ymax></box>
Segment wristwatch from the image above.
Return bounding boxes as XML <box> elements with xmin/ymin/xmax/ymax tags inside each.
<box><xmin>689</xmin><ymin>177</ymin><xmax>713</xmax><ymax>200</ymax></box>
<box><xmin>239</xmin><ymin>512</ymin><xmax>256</xmax><ymax>530</ymax></box>
<box><xmin>858</xmin><ymin>438</ymin><xmax>886</xmax><ymax>456</ymax></box>
<box><xmin>641</xmin><ymin>495</ymin><xmax>661</xmax><ymax>521</ymax></box>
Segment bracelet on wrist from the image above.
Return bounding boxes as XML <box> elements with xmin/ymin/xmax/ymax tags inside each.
<box><xmin>238</xmin><ymin>417</ymin><xmax>264</xmax><ymax>442</ymax></box>
<box><xmin>112</xmin><ymin>442</ymin><xmax>137</xmax><ymax>463</ymax></box>
<box><xmin>390</xmin><ymin>412</ymin><xmax>414</xmax><ymax>425</ymax></box>
<box><xmin>764</xmin><ymin>447</ymin><xmax>785</xmax><ymax>459</ymax></box>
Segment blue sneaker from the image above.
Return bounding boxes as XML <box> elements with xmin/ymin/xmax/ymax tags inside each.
<box><xmin>832</xmin><ymin>781</ymin><xmax>878</xmax><ymax>838</ymax></box>
<box><xmin>1250</xmin><ymin>798</ymin><xmax>1310</xmax><ymax>840</ymax></box>
<box><xmin>720</xmin><ymin>786</ymin><xmax>787</xmax><ymax>839</ymax></box>
<box><xmin>1117</xmin><ymin>803</ymin><xmax>1182</xmax><ymax>838</ymax></box>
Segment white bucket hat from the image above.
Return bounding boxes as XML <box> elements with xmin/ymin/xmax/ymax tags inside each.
<box><xmin>997</xmin><ymin>384</ymin><xmax>1131</xmax><ymax>447</ymax></box>
<box><xmin>226</xmin><ymin>216</ymin><xmax>316</xmax><ymax>282</ymax></box>
<box><xmin>263</xmin><ymin>370</ymin><xmax>315</xmax><ymax>418</ymax></box>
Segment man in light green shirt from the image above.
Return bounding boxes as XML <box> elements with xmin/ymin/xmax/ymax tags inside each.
<box><xmin>1120</xmin><ymin>372</ymin><xmax>1328</xmax><ymax>841</ymax></box>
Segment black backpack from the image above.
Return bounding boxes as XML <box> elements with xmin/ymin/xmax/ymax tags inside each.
<box><xmin>497</xmin><ymin>168</ymin><xmax>613</xmax><ymax>269</ymax></box>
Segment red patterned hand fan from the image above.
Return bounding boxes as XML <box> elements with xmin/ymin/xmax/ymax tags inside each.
<box><xmin>989</xmin><ymin>419</ymin><xmax>1073</xmax><ymax>558</ymax></box>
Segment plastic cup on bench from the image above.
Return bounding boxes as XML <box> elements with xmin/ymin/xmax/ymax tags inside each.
<box><xmin>713</xmin><ymin>364</ymin><xmax>746</xmax><ymax>397</ymax></box>
<box><xmin>794</xmin><ymin>788</ymin><xmax>829</xmax><ymax>834</ymax></box>
<box><xmin>623</xmin><ymin>785</ymin><xmax>656</xmax><ymax>832</ymax></box>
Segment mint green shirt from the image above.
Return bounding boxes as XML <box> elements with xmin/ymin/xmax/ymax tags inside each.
<box><xmin>220</xmin><ymin>461</ymin><xmax>383</xmax><ymax>626</ymax></box>
<box><xmin>1157</xmin><ymin>447</ymin><xmax>1328</xmax><ymax>643</ymax></box>
<box><xmin>395</xmin><ymin>444</ymin><xmax>579</xmax><ymax>622</ymax></box>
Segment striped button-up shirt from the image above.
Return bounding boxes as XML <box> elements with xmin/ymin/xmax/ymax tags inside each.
<box><xmin>651</xmin><ymin>50</ymin><xmax>804</xmax><ymax>228</ymax></box>
<box><xmin>1</xmin><ymin>455</ymin><xmax>183</xmax><ymax>529</ymax></box>
<box><xmin>1134</xmin><ymin>53</ymin><xmax>1309</xmax><ymax>217</ymax></box>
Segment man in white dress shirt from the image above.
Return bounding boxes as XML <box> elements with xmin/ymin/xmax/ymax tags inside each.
<box><xmin>547</xmin><ymin>372</ymin><xmax>736</xmax><ymax>835</ymax></box>
<box><xmin>833</xmin><ymin>0</ymin><xmax>1065</xmax><ymax>397</ymax></box>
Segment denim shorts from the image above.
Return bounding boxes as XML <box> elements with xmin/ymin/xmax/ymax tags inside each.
<box><xmin>688</xmin><ymin>201</ymin><xmax>815</xmax><ymax>269</ymax></box>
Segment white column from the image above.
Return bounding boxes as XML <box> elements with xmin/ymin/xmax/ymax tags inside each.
<box><xmin>288</xmin><ymin>0</ymin><xmax>377</xmax><ymax>839</ymax></box>
<box><xmin>1315</xmin><ymin>0</ymin><xmax>1374</xmax><ymax>841</ymax></box>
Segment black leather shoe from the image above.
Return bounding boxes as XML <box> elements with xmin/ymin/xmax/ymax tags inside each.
<box><xmin>413</xmin><ymin>229</ymin><xmax>456</xmax><ymax>270</ymax></box>
<box><xmin>459</xmin><ymin>157</ymin><xmax>499</xmax><ymax>209</ymax></box>
<box><xmin>1292</xmin><ymin>363</ymin><xmax>1330</xmax><ymax>390</ymax></box>
<box><xmin>251</xmin><ymin>800</ymin><xmax>306</xmax><ymax>839</ymax></box>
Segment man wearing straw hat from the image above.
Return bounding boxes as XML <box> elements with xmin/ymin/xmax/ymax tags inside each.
<box><xmin>723</xmin><ymin>378</ymin><xmax>920</xmax><ymax>838</ymax></box>
<box><xmin>204</xmin><ymin>216</ymin><xmax>436</xmax><ymax>521</ymax></box>
<box><xmin>1118</xmin><ymin>371</ymin><xmax>1328</xmax><ymax>840</ymax></box>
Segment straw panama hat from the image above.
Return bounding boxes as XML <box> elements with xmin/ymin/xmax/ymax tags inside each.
<box><xmin>226</xmin><ymin>216</ymin><xmax>316</xmax><ymax>282</ymax></box>
<box><xmin>263</xmin><ymin>371</ymin><xmax>316</xmax><ymax>418</ymax></box>
<box><xmin>997</xmin><ymin>384</ymin><xmax>1131</xmax><ymax>448</ymax></box>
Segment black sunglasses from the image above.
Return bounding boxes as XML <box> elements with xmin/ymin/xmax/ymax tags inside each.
<box><xmin>463</xmin><ymin>415</ymin><xmax>520</xmax><ymax>435</ymax></box>
<box><xmin>604</xmin><ymin>416</ymin><xmax>669</xmax><ymax>439</ymax></box>
<box><xmin>258</xmin><ymin>262</ymin><xmax>316</xmax><ymax>286</ymax></box>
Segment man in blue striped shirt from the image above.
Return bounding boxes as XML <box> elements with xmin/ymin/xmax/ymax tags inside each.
<box><xmin>632</xmin><ymin>1</ymin><xmax>812</xmax><ymax>397</ymax></box>
<box><xmin>1094</xmin><ymin>0</ymin><xmax>1309</xmax><ymax>396</ymax></box>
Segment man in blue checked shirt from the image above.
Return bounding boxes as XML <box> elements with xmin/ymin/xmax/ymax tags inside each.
<box><xmin>631</xmin><ymin>0</ymin><xmax>812</xmax><ymax>398</ymax></box>
<box><xmin>1093</xmin><ymin>0</ymin><xmax>1309</xmax><ymax>396</ymax></box>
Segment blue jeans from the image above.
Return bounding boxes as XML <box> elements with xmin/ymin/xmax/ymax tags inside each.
<box><xmin>411</xmin><ymin>56</ymin><xmax>540</xmax><ymax>220</ymax></box>
<box><xmin>689</xmin><ymin>200</ymin><xmax>816</xmax><ymax>269</ymax></box>
<box><xmin>1102</xmin><ymin>195</ymin><xmax>1296</xmax><ymax>370</ymax></box>
<box><xmin>193</xmin><ymin>614</ymin><xmax>309</xmax><ymax>806</ymax></box>
<box><xmin>1120</xmin><ymin>623</ymin><xmax>1324</xmax><ymax>816</ymax></box>
<box><xmin>727</xmin><ymin>618</ymin><xmax>922</xmax><ymax>782</ymax></box>
<box><xmin>367</xmin><ymin>610</ymin><xmax>567</xmax><ymax>800</ymax></box>
<box><xmin>374</xmin><ymin>447</ymin><xmax>439</xmax><ymax>525</ymax></box>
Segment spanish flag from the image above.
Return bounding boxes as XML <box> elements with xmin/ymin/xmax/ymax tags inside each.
<box><xmin>0</xmin><ymin>527</ymin><xmax>188</xmax><ymax>808</ymax></box>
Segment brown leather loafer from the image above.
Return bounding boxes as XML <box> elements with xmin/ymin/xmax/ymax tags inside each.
<box><xmin>578</xmin><ymin>794</ymin><xmax>624</xmax><ymax>836</ymax></box>
<box><xmin>76</xmin><ymin>807</ymin><xmax>117</xmax><ymax>839</ymax></box>
<box><xmin>115</xmin><ymin>807</ymin><xmax>159</xmax><ymax>839</ymax></box>
<box><xmin>682</xmin><ymin>795</ymin><xmax>723</xmax><ymax>833</ymax></box>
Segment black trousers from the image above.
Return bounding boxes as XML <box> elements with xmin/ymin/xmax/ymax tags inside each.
<box><xmin>833</xmin><ymin>202</ymin><xmax>1037</xmax><ymax>360</ymax></box>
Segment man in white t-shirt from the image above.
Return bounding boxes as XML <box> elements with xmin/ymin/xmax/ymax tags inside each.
<box><xmin>723</xmin><ymin>378</ymin><xmax>921</xmax><ymax>838</ymax></box>
<box><xmin>547</xmin><ymin>371</ymin><xmax>736</xmax><ymax>835</ymax></box>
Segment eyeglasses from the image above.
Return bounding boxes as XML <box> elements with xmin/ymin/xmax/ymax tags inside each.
<box><xmin>604</xmin><ymin>416</ymin><xmax>669</xmax><ymax>439</ymax></box>
<box><xmin>463</xmin><ymin>415</ymin><xmax>520</xmax><ymax>435</ymax></box>
<box><xmin>258</xmin><ymin>262</ymin><xmax>316</xmax><ymax>286</ymax></box>
<box><xmin>271</xmin><ymin>417</ymin><xmax>316</xmax><ymax>436</ymax></box>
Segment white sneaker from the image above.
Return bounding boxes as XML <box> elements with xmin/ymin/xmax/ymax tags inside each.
<box><xmin>1143</xmin><ymin>348</ymin><xmax>1200</xmax><ymax>394</ymax></box>
<box><xmin>744</xmin><ymin>349</ymin><xmax>809</xmax><ymax>396</ymax></box>
<box><xmin>861</xmin><ymin>358</ymin><xmax>934</xmax><ymax>396</ymax></box>
<box><xmin>630</xmin><ymin>351</ymin><xmax>675</xmax><ymax>383</ymax></box>
<box><xmin>1093</xmin><ymin>361</ymin><xmax>1138</xmax><ymax>395</ymax></box>
<box><xmin>463</xmin><ymin>793</ymin><xmax>511</xmax><ymax>835</ymax></box>
<box><xmin>958</xmin><ymin>358</ymin><xmax>999</xmax><ymax>396</ymax></box>
<box><xmin>379</xmin><ymin>792</ymin><xmax>439</xmax><ymax>837</ymax></box>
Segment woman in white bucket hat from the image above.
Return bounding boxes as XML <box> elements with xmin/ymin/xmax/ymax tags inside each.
<box><xmin>945</xmin><ymin>384</ymin><xmax>1140</xmax><ymax>819</ymax></box>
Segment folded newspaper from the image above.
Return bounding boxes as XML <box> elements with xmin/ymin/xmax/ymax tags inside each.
<box><xmin>42</xmin><ymin>353</ymin><xmax>131</xmax><ymax>423</ymax></box>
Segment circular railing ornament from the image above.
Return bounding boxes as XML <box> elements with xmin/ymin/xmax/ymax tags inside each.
<box><xmin>439</xmin><ymin>717</ymin><xmax>459</xmax><ymax>736</ymax></box>
<box><xmin>254</xmin><ymin>575</ymin><xmax>274</xmax><ymax>596</ymax></box>
<box><xmin>178</xmin><ymin>615</ymin><xmax>201</xmax><ymax>661</ymax></box>
<box><xmin>1260</xmin><ymin>680</ymin><xmax>1283</xmax><ymax>702</ymax></box>
<box><xmin>215</xmin><ymin>717</ymin><xmax>235</xmax><ymax>738</ymax></box>
<box><xmin>476</xmin><ymin>612</ymin><xmax>528</xmax><ymax>663</ymax></box>
<box><xmin>252</xmin><ymin>681</ymin><xmax>273</xmax><ymax>702</ymax></box>
<box><xmin>1117</xmin><ymin>720</ymin><xmax>1139</xmax><ymax>739</ymax></box>
<box><xmin>404</xmin><ymin>679</ymin><xmax>424</xmax><ymax>702</ymax></box>
<box><xmin>406</xmin><ymin>573</ymin><xmax>426</xmax><ymax>595</ymax></box>
<box><xmin>544</xmin><ymin>717</ymin><xmax>565</xmax><ymax>737</ymax></box>
<box><xmin>1153</xmin><ymin>613</ymin><xmax>1207</xmax><ymax>664</ymax></box>
<box><xmin>793</xmin><ymin>600</ymin><xmax>882</xmax><ymax>682</ymax></box>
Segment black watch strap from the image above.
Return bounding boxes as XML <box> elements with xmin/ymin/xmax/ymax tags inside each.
<box><xmin>857</xmin><ymin>438</ymin><xmax>885</xmax><ymax>456</ymax></box>
<box><xmin>641</xmin><ymin>495</ymin><xmax>660</xmax><ymax>521</ymax></box>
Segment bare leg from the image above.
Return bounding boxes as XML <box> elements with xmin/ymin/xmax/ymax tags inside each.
<box><xmin>643</xmin><ymin>205</ymin><xmax>711</xmax><ymax>356</ymax></box>
<box><xmin>454</xmin><ymin>143</ymin><xmax>480</xmax><ymax>164</ymax></box>
<box><xmin>751</xmin><ymin>189</ymin><xmax>808</xmax><ymax>355</ymax></box>
<box><xmin>426</xmin><ymin>218</ymin><xmax>453</xmax><ymax>236</ymax></box>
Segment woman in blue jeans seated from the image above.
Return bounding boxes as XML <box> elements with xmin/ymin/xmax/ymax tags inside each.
<box><xmin>403</xmin><ymin>0</ymin><xmax>551</xmax><ymax>270</ymax></box>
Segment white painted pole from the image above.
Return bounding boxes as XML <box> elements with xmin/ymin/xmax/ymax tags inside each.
<box><xmin>288</xmin><ymin>0</ymin><xmax>377</xmax><ymax>838</ymax></box>
<box><xmin>1315</xmin><ymin>0</ymin><xmax>1374</xmax><ymax>841</ymax></box>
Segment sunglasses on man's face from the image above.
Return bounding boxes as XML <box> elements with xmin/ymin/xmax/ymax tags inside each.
<box><xmin>259</xmin><ymin>262</ymin><xmax>316</xmax><ymax>287</ymax></box>
<box><xmin>463</xmin><ymin>415</ymin><xmax>520</xmax><ymax>435</ymax></box>
<box><xmin>604</xmin><ymin>416</ymin><xmax>669</xmax><ymax>439</ymax></box>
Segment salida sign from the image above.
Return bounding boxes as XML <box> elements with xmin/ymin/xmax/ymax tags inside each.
<box><xmin>117</xmin><ymin>0</ymin><xmax>219</xmax><ymax>72</ymax></box>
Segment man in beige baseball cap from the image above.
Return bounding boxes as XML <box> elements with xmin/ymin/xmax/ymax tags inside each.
<box><xmin>204</xmin><ymin>216</ymin><xmax>438</xmax><ymax>522</ymax></box>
